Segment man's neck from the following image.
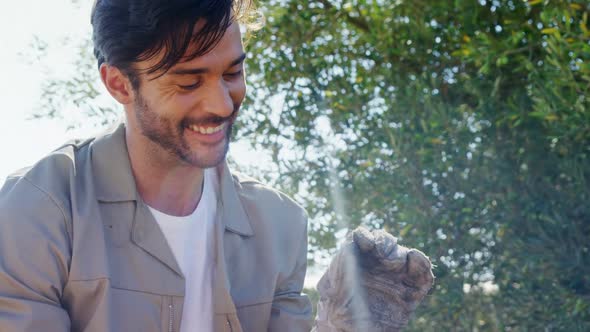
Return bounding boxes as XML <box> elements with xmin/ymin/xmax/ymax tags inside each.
<box><xmin>126</xmin><ymin>131</ymin><xmax>205</xmax><ymax>217</ymax></box>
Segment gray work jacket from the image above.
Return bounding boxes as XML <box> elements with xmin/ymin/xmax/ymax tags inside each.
<box><xmin>0</xmin><ymin>124</ymin><xmax>312</xmax><ymax>331</ymax></box>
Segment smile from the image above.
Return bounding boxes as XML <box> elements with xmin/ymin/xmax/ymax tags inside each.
<box><xmin>186</xmin><ymin>122</ymin><xmax>227</xmax><ymax>135</ymax></box>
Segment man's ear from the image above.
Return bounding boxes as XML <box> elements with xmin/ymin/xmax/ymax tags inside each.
<box><xmin>100</xmin><ymin>64</ymin><xmax>135</xmax><ymax>105</ymax></box>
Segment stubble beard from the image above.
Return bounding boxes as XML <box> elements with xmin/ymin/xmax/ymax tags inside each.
<box><xmin>133</xmin><ymin>92</ymin><xmax>234</xmax><ymax>168</ymax></box>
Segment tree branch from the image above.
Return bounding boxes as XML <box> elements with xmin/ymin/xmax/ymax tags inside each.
<box><xmin>315</xmin><ymin>0</ymin><xmax>370</xmax><ymax>32</ymax></box>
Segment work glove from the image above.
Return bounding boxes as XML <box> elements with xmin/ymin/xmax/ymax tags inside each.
<box><xmin>314</xmin><ymin>226</ymin><xmax>434</xmax><ymax>331</ymax></box>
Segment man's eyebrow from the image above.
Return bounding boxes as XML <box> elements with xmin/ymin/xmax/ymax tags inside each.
<box><xmin>170</xmin><ymin>53</ymin><xmax>247</xmax><ymax>76</ymax></box>
<box><xmin>229</xmin><ymin>53</ymin><xmax>247</xmax><ymax>67</ymax></box>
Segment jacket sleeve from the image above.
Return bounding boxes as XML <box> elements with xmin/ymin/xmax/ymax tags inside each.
<box><xmin>267</xmin><ymin>214</ymin><xmax>313</xmax><ymax>332</ymax></box>
<box><xmin>0</xmin><ymin>176</ymin><xmax>71</xmax><ymax>331</ymax></box>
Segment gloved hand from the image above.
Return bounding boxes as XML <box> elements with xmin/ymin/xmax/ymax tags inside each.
<box><xmin>314</xmin><ymin>226</ymin><xmax>434</xmax><ymax>332</ymax></box>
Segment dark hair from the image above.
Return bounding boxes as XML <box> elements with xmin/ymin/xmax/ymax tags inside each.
<box><xmin>91</xmin><ymin>0</ymin><xmax>258</xmax><ymax>86</ymax></box>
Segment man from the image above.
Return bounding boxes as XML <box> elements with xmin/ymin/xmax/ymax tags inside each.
<box><xmin>0</xmin><ymin>0</ymin><xmax>433</xmax><ymax>331</ymax></box>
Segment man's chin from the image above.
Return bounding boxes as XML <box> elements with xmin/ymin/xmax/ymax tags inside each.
<box><xmin>181</xmin><ymin>143</ymin><xmax>229</xmax><ymax>169</ymax></box>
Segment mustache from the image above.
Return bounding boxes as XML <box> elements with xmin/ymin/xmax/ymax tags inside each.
<box><xmin>180</xmin><ymin>108</ymin><xmax>239</xmax><ymax>128</ymax></box>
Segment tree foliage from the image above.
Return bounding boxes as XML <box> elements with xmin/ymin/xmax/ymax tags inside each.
<box><xmin>242</xmin><ymin>0</ymin><xmax>590</xmax><ymax>330</ymax></box>
<box><xmin>33</xmin><ymin>0</ymin><xmax>590</xmax><ymax>330</ymax></box>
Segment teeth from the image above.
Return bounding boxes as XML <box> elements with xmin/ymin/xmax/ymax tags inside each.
<box><xmin>189</xmin><ymin>122</ymin><xmax>226</xmax><ymax>135</ymax></box>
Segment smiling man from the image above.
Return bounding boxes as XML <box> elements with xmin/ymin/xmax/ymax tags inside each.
<box><xmin>0</xmin><ymin>0</ymin><xmax>433</xmax><ymax>331</ymax></box>
<box><xmin>116</xmin><ymin>21</ymin><xmax>247</xmax><ymax>217</ymax></box>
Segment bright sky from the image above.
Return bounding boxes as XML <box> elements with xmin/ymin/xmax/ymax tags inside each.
<box><xmin>0</xmin><ymin>1</ymin><xmax>91</xmax><ymax>186</ymax></box>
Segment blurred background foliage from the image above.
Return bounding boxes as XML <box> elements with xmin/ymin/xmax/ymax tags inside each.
<box><xmin>34</xmin><ymin>0</ymin><xmax>589</xmax><ymax>330</ymax></box>
<box><xmin>243</xmin><ymin>0</ymin><xmax>590</xmax><ymax>330</ymax></box>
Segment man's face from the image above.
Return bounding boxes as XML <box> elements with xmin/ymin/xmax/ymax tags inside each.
<box><xmin>128</xmin><ymin>22</ymin><xmax>246</xmax><ymax>168</ymax></box>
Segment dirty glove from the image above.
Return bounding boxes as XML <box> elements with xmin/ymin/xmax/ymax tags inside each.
<box><xmin>314</xmin><ymin>226</ymin><xmax>434</xmax><ymax>331</ymax></box>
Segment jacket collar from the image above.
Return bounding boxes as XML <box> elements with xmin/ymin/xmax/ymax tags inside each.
<box><xmin>92</xmin><ymin>123</ymin><xmax>138</xmax><ymax>202</ymax></box>
<box><xmin>91</xmin><ymin>122</ymin><xmax>254</xmax><ymax>237</ymax></box>
<box><xmin>216</xmin><ymin>162</ymin><xmax>254</xmax><ymax>237</ymax></box>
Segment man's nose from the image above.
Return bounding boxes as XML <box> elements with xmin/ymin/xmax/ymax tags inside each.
<box><xmin>201</xmin><ymin>80</ymin><xmax>234</xmax><ymax>117</ymax></box>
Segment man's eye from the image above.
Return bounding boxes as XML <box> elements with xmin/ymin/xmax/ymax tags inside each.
<box><xmin>178</xmin><ymin>81</ymin><xmax>202</xmax><ymax>91</ymax></box>
<box><xmin>224</xmin><ymin>70</ymin><xmax>242</xmax><ymax>78</ymax></box>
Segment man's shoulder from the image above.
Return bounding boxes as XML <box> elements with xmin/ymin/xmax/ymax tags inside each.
<box><xmin>230</xmin><ymin>170</ymin><xmax>307</xmax><ymax>219</ymax></box>
<box><xmin>1</xmin><ymin>137</ymin><xmax>95</xmax><ymax>212</ymax></box>
<box><xmin>227</xmin><ymin>169</ymin><xmax>309</xmax><ymax>268</ymax></box>
<box><xmin>11</xmin><ymin>137</ymin><xmax>93</xmax><ymax>182</ymax></box>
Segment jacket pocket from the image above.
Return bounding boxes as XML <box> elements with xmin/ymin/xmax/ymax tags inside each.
<box><xmin>66</xmin><ymin>279</ymin><xmax>163</xmax><ymax>331</ymax></box>
<box><xmin>110</xmin><ymin>286</ymin><xmax>163</xmax><ymax>332</ymax></box>
<box><xmin>235</xmin><ymin>301</ymin><xmax>272</xmax><ymax>332</ymax></box>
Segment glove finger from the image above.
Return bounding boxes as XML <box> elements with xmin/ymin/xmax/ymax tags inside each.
<box><xmin>373</xmin><ymin>229</ymin><xmax>398</xmax><ymax>259</ymax></box>
<box><xmin>379</xmin><ymin>244</ymin><xmax>409</xmax><ymax>272</ymax></box>
<box><xmin>405</xmin><ymin>249</ymin><xmax>435</xmax><ymax>292</ymax></box>
<box><xmin>352</xmin><ymin>226</ymin><xmax>376</xmax><ymax>253</ymax></box>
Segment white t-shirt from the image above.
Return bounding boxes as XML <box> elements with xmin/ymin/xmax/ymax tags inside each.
<box><xmin>148</xmin><ymin>168</ymin><xmax>218</xmax><ymax>332</ymax></box>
